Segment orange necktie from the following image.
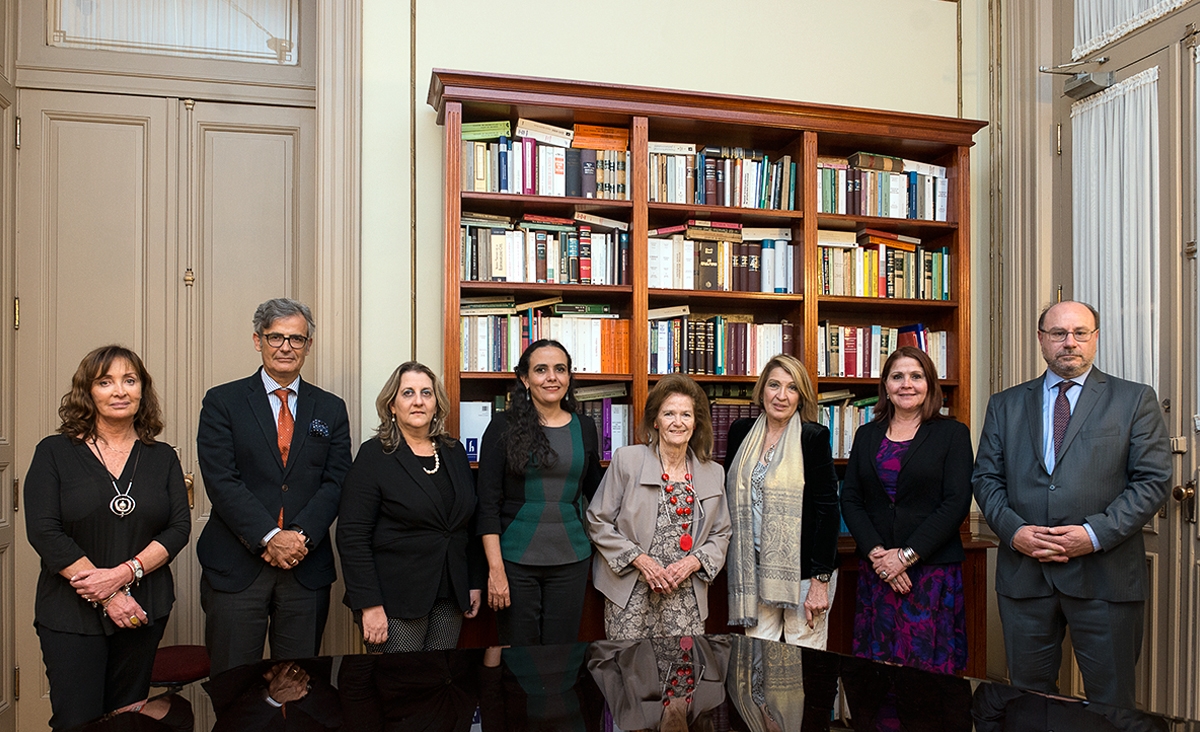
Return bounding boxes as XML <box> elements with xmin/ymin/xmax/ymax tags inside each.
<box><xmin>274</xmin><ymin>388</ymin><xmax>293</xmax><ymax>528</ymax></box>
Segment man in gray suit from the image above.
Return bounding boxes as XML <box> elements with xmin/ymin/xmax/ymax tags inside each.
<box><xmin>973</xmin><ymin>300</ymin><xmax>1172</xmax><ymax>708</ymax></box>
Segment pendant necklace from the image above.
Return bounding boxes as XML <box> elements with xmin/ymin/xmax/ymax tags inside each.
<box><xmin>658</xmin><ymin>448</ymin><xmax>695</xmax><ymax>553</ymax></box>
<box><xmin>94</xmin><ymin>438</ymin><xmax>140</xmax><ymax>517</ymax></box>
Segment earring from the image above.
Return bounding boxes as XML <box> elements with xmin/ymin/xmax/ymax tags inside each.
<box><xmin>525</xmin><ymin>388</ymin><xmax>531</xmax><ymax>401</ymax></box>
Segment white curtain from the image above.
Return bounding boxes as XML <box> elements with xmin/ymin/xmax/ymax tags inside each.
<box><xmin>1073</xmin><ymin>0</ymin><xmax>1193</xmax><ymax>59</ymax></box>
<box><xmin>1072</xmin><ymin>66</ymin><xmax>1160</xmax><ymax>391</ymax></box>
<box><xmin>49</xmin><ymin>0</ymin><xmax>299</xmax><ymax>65</ymax></box>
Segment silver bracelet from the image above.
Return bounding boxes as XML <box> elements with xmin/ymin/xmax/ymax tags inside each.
<box><xmin>899</xmin><ymin>547</ymin><xmax>918</xmax><ymax>567</ymax></box>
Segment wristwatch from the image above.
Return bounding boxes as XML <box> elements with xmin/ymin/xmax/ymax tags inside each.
<box><xmin>126</xmin><ymin>557</ymin><xmax>144</xmax><ymax>581</ymax></box>
<box><xmin>813</xmin><ymin>573</ymin><xmax>832</xmax><ymax>583</ymax></box>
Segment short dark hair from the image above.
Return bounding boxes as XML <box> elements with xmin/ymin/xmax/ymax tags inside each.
<box><xmin>1038</xmin><ymin>300</ymin><xmax>1100</xmax><ymax>331</ymax></box>
<box><xmin>638</xmin><ymin>374</ymin><xmax>714</xmax><ymax>463</ymax></box>
<box><xmin>873</xmin><ymin>346</ymin><xmax>945</xmax><ymax>424</ymax></box>
<box><xmin>253</xmin><ymin>298</ymin><xmax>315</xmax><ymax>337</ymax></box>
<box><xmin>58</xmin><ymin>345</ymin><xmax>164</xmax><ymax>444</ymax></box>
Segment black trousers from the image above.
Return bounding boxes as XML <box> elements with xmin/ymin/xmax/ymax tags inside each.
<box><xmin>37</xmin><ymin>617</ymin><xmax>168</xmax><ymax>730</ymax></box>
<box><xmin>496</xmin><ymin>557</ymin><xmax>589</xmax><ymax>646</ymax></box>
<box><xmin>201</xmin><ymin>566</ymin><xmax>330</xmax><ymax>677</ymax></box>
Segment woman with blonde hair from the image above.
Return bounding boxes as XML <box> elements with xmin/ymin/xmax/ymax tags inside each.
<box><xmin>337</xmin><ymin>361</ymin><xmax>482</xmax><ymax>652</ymax></box>
<box><xmin>724</xmin><ymin>354</ymin><xmax>841</xmax><ymax>648</ymax></box>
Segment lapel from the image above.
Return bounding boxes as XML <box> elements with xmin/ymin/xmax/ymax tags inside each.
<box><xmin>1025</xmin><ymin>377</ymin><xmax>1045</xmax><ymax>473</ymax></box>
<box><xmin>1055</xmin><ymin>369</ymin><xmax>1105</xmax><ymax>465</ymax></box>
<box><xmin>246</xmin><ymin>371</ymin><xmax>285</xmax><ymax>473</ymax></box>
<box><xmin>286</xmin><ymin>380</ymin><xmax>315</xmax><ymax>480</ymax></box>
<box><xmin>442</xmin><ymin>442</ymin><xmax>474</xmax><ymax>524</ymax></box>
<box><xmin>865</xmin><ymin>420</ymin><xmax>887</xmax><ymax>487</ymax></box>
<box><xmin>393</xmin><ymin>439</ymin><xmax>449</xmax><ymax>524</ymax></box>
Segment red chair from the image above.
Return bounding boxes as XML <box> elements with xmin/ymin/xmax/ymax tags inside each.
<box><xmin>151</xmin><ymin>645</ymin><xmax>211</xmax><ymax>692</ymax></box>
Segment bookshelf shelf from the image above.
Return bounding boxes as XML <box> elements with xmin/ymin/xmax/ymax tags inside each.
<box><xmin>432</xmin><ymin>68</ymin><xmax>985</xmax><ymax>677</ymax></box>
<box><xmin>647</xmin><ymin>202</ymin><xmax>805</xmax><ymax>222</ymax></box>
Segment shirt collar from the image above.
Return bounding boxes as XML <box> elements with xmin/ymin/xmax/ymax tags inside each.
<box><xmin>1045</xmin><ymin>366</ymin><xmax>1093</xmax><ymax>392</ymax></box>
<box><xmin>260</xmin><ymin>368</ymin><xmax>301</xmax><ymax>395</ymax></box>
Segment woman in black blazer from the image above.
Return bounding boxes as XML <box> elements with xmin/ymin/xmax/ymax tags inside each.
<box><xmin>840</xmin><ymin>346</ymin><xmax>973</xmax><ymax>674</ymax></box>
<box><xmin>337</xmin><ymin>362</ymin><xmax>483</xmax><ymax>652</ymax></box>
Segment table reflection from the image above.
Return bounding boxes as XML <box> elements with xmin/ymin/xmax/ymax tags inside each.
<box><xmin>67</xmin><ymin>634</ymin><xmax>1200</xmax><ymax>731</ymax></box>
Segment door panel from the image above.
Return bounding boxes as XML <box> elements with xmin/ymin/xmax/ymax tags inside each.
<box><xmin>15</xmin><ymin>89</ymin><xmax>171</xmax><ymax>729</ymax></box>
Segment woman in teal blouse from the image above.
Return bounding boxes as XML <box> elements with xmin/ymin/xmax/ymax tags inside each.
<box><xmin>475</xmin><ymin>339</ymin><xmax>603</xmax><ymax>645</ymax></box>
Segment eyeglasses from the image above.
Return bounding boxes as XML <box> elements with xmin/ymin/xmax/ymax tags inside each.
<box><xmin>262</xmin><ymin>333</ymin><xmax>310</xmax><ymax>349</ymax></box>
<box><xmin>1038</xmin><ymin>328</ymin><xmax>1097</xmax><ymax>343</ymax></box>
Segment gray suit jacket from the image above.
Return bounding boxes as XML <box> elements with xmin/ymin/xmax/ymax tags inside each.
<box><xmin>972</xmin><ymin>368</ymin><xmax>1171</xmax><ymax>602</ymax></box>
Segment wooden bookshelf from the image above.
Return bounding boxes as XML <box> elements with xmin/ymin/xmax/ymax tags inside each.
<box><xmin>429</xmin><ymin>69</ymin><xmax>988</xmax><ymax>676</ymax></box>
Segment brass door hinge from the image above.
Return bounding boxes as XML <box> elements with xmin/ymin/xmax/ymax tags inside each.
<box><xmin>11</xmin><ymin>478</ymin><xmax>16</xmax><ymax>513</ymax></box>
<box><xmin>13</xmin><ymin>665</ymin><xmax>18</xmax><ymax>701</ymax></box>
<box><xmin>12</xmin><ymin>297</ymin><xmax>17</xmax><ymax>330</ymax></box>
<box><xmin>14</xmin><ymin>117</ymin><xmax>19</xmax><ymax>150</ymax></box>
<box><xmin>1056</xmin><ymin>123</ymin><xmax>1062</xmax><ymax>155</ymax></box>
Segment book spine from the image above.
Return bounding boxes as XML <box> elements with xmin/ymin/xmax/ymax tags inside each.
<box><xmin>578</xmin><ymin>226</ymin><xmax>592</xmax><ymax>285</ymax></box>
<box><xmin>565</xmin><ymin>148</ymin><xmax>582</xmax><ymax>198</ymax></box>
<box><xmin>581</xmin><ymin>149</ymin><xmax>597</xmax><ymax>199</ymax></box>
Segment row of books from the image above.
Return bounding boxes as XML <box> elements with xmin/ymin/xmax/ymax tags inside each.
<box><xmin>816</xmin><ymin>322</ymin><xmax>949</xmax><ymax>380</ymax></box>
<box><xmin>819</xmin><ymin>396</ymin><xmax>880</xmax><ymax>459</ymax></box>
<box><xmin>710</xmin><ymin>403</ymin><xmax>764</xmax><ymax>463</ymax></box>
<box><xmin>647</xmin><ymin>143</ymin><xmax>797</xmax><ymax>210</ymax></box>
<box><xmin>577</xmin><ymin>398</ymin><xmax>633</xmax><ymax>461</ymax></box>
<box><xmin>460</xmin><ymin>311</ymin><xmax>630</xmax><ymax>374</ymax></box>
<box><xmin>648</xmin><ymin>317</ymin><xmax>794</xmax><ymax>376</ymax></box>
<box><xmin>817</xmin><ymin>151</ymin><xmax>949</xmax><ymax>221</ymax></box>
<box><xmin>648</xmin><ymin>230</ymin><xmax>798</xmax><ymax>293</ymax></box>
<box><xmin>460</xmin><ymin>217</ymin><xmax>630</xmax><ymax>285</ymax></box>
<box><xmin>461</xmin><ymin>138</ymin><xmax>630</xmax><ymax>200</ymax></box>
<box><xmin>818</xmin><ymin>242</ymin><xmax>952</xmax><ymax>300</ymax></box>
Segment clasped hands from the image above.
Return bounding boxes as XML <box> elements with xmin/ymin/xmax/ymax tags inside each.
<box><xmin>264</xmin><ymin>662</ymin><xmax>310</xmax><ymax>704</ymax></box>
<box><xmin>262</xmin><ymin>530</ymin><xmax>307</xmax><ymax>569</ymax></box>
<box><xmin>869</xmin><ymin>546</ymin><xmax>913</xmax><ymax>595</ymax></box>
<box><xmin>634</xmin><ymin>553</ymin><xmax>701</xmax><ymax>594</ymax></box>
<box><xmin>1013</xmin><ymin>524</ymin><xmax>1094</xmax><ymax>563</ymax></box>
<box><xmin>70</xmin><ymin>565</ymin><xmax>147</xmax><ymax>629</ymax></box>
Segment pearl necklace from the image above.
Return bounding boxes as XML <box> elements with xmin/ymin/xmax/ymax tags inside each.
<box><xmin>421</xmin><ymin>443</ymin><xmax>440</xmax><ymax>475</ymax></box>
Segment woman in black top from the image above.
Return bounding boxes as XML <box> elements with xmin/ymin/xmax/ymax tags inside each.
<box><xmin>476</xmin><ymin>339</ymin><xmax>603</xmax><ymax>645</ymax></box>
<box><xmin>337</xmin><ymin>361</ymin><xmax>483</xmax><ymax>652</ymax></box>
<box><xmin>25</xmin><ymin>345</ymin><xmax>191</xmax><ymax>730</ymax></box>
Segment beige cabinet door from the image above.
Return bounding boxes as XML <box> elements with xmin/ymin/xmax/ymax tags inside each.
<box><xmin>13</xmin><ymin>89</ymin><xmax>315</xmax><ymax>729</ymax></box>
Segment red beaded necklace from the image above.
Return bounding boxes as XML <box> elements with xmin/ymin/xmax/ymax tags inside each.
<box><xmin>659</xmin><ymin>449</ymin><xmax>695</xmax><ymax>553</ymax></box>
<box><xmin>663</xmin><ymin>636</ymin><xmax>696</xmax><ymax>706</ymax></box>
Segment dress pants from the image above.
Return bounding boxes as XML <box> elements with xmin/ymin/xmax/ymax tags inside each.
<box><xmin>744</xmin><ymin>573</ymin><xmax>838</xmax><ymax>650</ymax></box>
<box><xmin>997</xmin><ymin>592</ymin><xmax>1143</xmax><ymax>709</ymax></box>
<box><xmin>201</xmin><ymin>565</ymin><xmax>330</xmax><ymax>676</ymax></box>
<box><xmin>497</xmin><ymin>558</ymin><xmax>589</xmax><ymax>646</ymax></box>
<box><xmin>37</xmin><ymin>618</ymin><xmax>168</xmax><ymax>730</ymax></box>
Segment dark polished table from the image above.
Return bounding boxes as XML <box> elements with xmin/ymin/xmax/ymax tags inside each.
<box><xmin>72</xmin><ymin>635</ymin><xmax>1196</xmax><ymax>731</ymax></box>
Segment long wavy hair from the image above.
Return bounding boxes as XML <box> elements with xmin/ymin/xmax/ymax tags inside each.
<box><xmin>373</xmin><ymin>361</ymin><xmax>453</xmax><ymax>453</ymax></box>
<box><xmin>57</xmin><ymin>345</ymin><xmax>163</xmax><ymax>444</ymax></box>
<box><xmin>750</xmin><ymin>353</ymin><xmax>818</xmax><ymax>422</ymax></box>
<box><xmin>873</xmin><ymin>346</ymin><xmax>945</xmax><ymax>424</ymax></box>
<box><xmin>503</xmin><ymin>339</ymin><xmax>578</xmax><ymax>475</ymax></box>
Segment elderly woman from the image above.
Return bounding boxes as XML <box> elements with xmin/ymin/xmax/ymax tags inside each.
<box><xmin>840</xmin><ymin>346</ymin><xmax>972</xmax><ymax>674</ymax></box>
<box><xmin>476</xmin><ymin>339</ymin><xmax>604</xmax><ymax>645</ymax></box>
<box><xmin>25</xmin><ymin>345</ymin><xmax>191</xmax><ymax>730</ymax></box>
<box><xmin>725</xmin><ymin>353</ymin><xmax>841</xmax><ymax>649</ymax></box>
<box><xmin>587</xmin><ymin>374</ymin><xmax>731</xmax><ymax>640</ymax></box>
<box><xmin>337</xmin><ymin>362</ymin><xmax>482</xmax><ymax>652</ymax></box>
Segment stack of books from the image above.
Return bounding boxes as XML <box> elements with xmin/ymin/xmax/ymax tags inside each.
<box><xmin>817</xmin><ymin>151</ymin><xmax>948</xmax><ymax>221</ymax></box>
<box><xmin>816</xmin><ymin>321</ymin><xmax>948</xmax><ymax>379</ymax></box>
<box><xmin>647</xmin><ymin>143</ymin><xmax>797</xmax><ymax>211</ymax></box>
<box><xmin>460</xmin><ymin>118</ymin><xmax>629</xmax><ymax>200</ymax></box>
<box><xmin>461</xmin><ymin>303</ymin><xmax>629</xmax><ymax>374</ymax></box>
<box><xmin>460</xmin><ymin>212</ymin><xmax>631</xmax><ymax>285</ymax></box>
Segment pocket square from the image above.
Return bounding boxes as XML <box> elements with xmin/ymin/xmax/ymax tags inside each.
<box><xmin>309</xmin><ymin>419</ymin><xmax>330</xmax><ymax>438</ymax></box>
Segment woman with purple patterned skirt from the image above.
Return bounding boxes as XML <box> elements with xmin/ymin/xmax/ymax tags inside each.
<box><xmin>840</xmin><ymin>346</ymin><xmax>973</xmax><ymax>674</ymax></box>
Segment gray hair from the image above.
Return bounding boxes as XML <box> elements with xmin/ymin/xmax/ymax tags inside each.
<box><xmin>253</xmin><ymin>298</ymin><xmax>315</xmax><ymax>337</ymax></box>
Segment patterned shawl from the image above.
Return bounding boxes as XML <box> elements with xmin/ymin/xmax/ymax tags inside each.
<box><xmin>726</xmin><ymin>412</ymin><xmax>806</xmax><ymax>626</ymax></box>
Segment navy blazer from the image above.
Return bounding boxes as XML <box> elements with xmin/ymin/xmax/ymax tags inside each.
<box><xmin>840</xmin><ymin>418</ymin><xmax>973</xmax><ymax>565</ymax></box>
<box><xmin>196</xmin><ymin>369</ymin><xmax>353</xmax><ymax>593</ymax></box>
<box><xmin>337</xmin><ymin>436</ymin><xmax>484</xmax><ymax>618</ymax></box>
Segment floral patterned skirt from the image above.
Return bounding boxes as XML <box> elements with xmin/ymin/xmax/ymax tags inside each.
<box><xmin>852</xmin><ymin>560</ymin><xmax>967</xmax><ymax>674</ymax></box>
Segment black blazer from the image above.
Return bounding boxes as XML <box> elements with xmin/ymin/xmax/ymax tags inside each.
<box><xmin>724</xmin><ymin>418</ymin><xmax>841</xmax><ymax>578</ymax></box>
<box><xmin>337</xmin><ymin>436</ymin><xmax>484</xmax><ymax>618</ymax></box>
<box><xmin>840</xmin><ymin>418</ymin><xmax>973</xmax><ymax>565</ymax></box>
<box><xmin>196</xmin><ymin>369</ymin><xmax>353</xmax><ymax>593</ymax></box>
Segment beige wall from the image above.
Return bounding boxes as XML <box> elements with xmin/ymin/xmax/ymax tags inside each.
<box><xmin>361</xmin><ymin>0</ymin><xmax>990</xmax><ymax>432</ymax></box>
